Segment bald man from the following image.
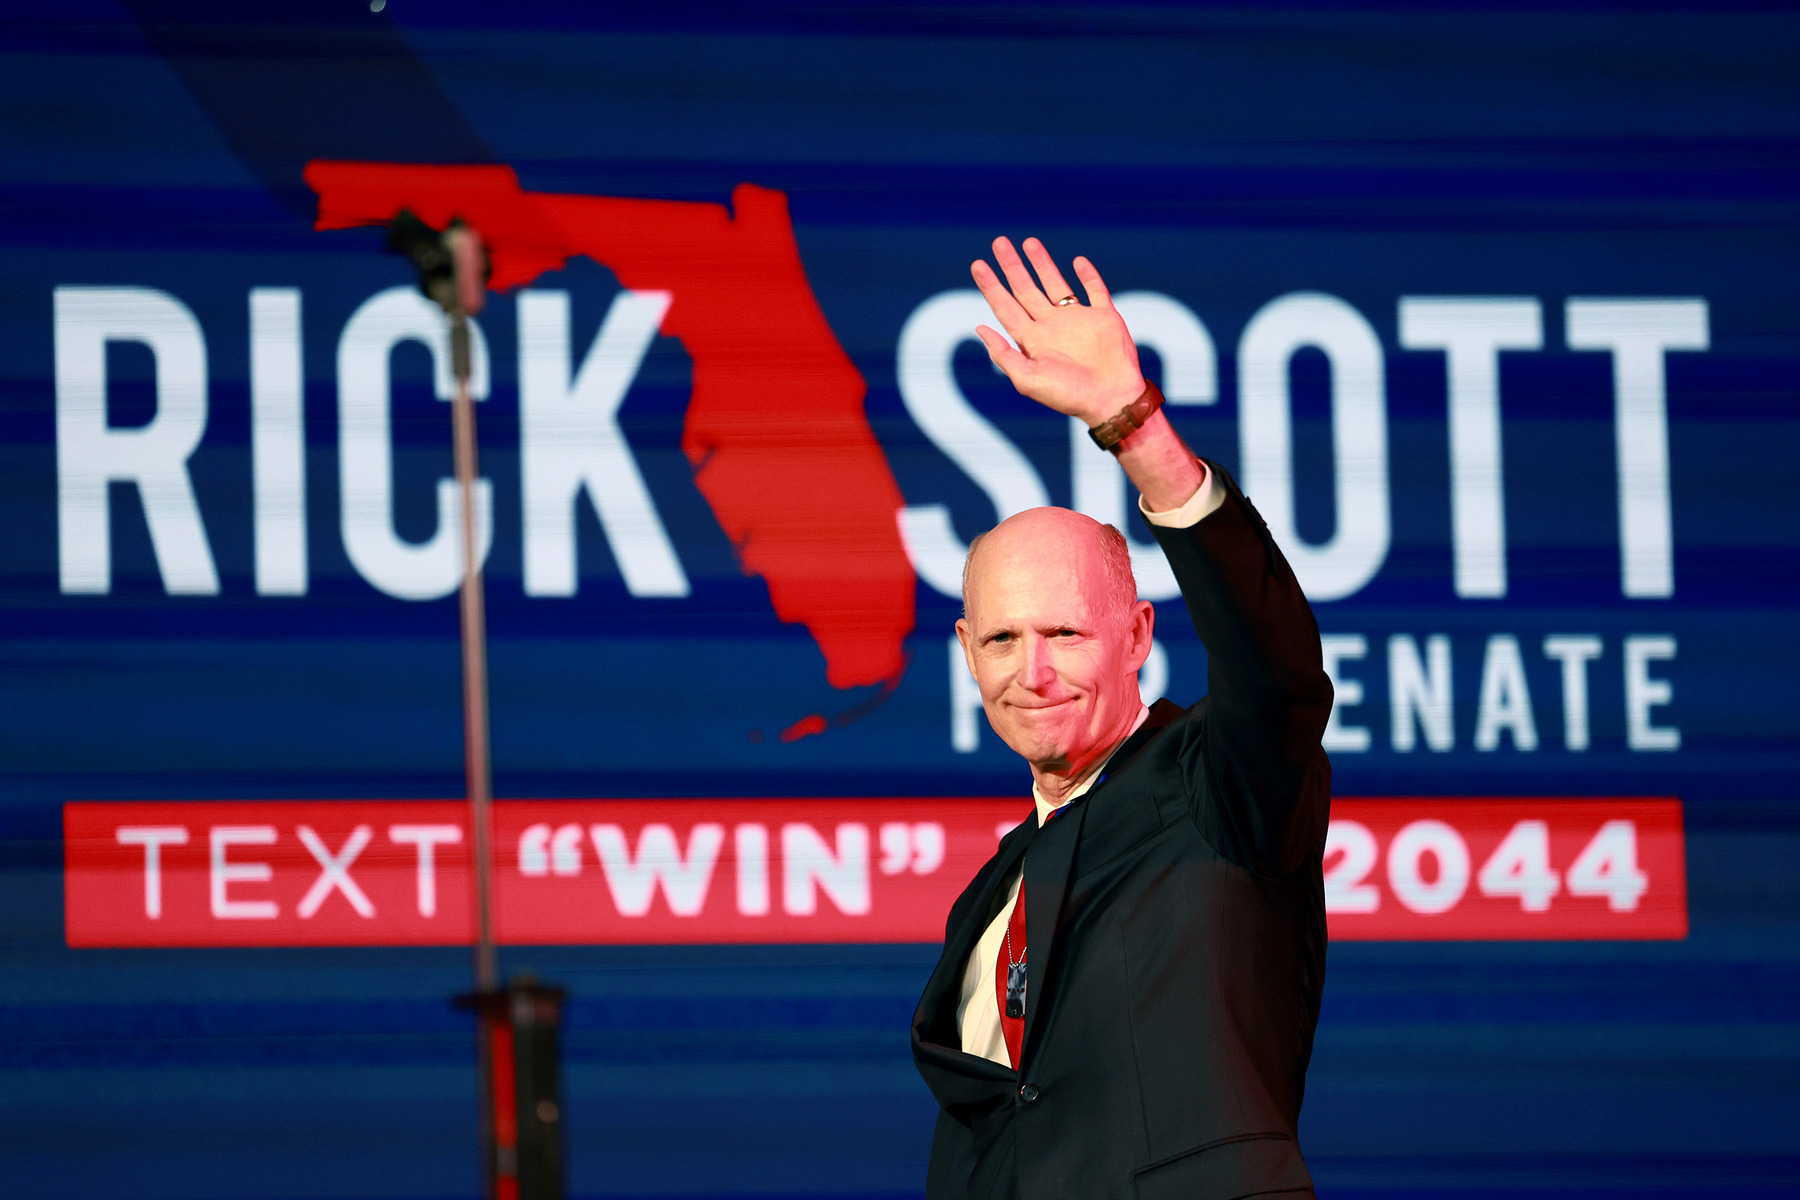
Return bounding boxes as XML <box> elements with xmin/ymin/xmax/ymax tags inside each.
<box><xmin>911</xmin><ymin>239</ymin><xmax>1334</xmax><ymax>1200</ymax></box>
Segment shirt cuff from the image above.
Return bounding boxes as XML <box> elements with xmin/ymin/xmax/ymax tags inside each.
<box><xmin>1138</xmin><ymin>460</ymin><xmax>1223</xmax><ymax>529</ymax></box>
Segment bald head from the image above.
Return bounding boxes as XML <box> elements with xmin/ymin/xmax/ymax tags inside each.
<box><xmin>954</xmin><ymin>506</ymin><xmax>1154</xmax><ymax>785</ymax></box>
<box><xmin>962</xmin><ymin>507</ymin><xmax>1137</xmax><ymax>624</ymax></box>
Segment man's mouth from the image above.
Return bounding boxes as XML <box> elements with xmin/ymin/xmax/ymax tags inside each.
<box><xmin>1008</xmin><ymin>697</ymin><xmax>1076</xmax><ymax>712</ymax></box>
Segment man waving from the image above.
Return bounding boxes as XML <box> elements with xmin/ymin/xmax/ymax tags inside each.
<box><xmin>911</xmin><ymin>238</ymin><xmax>1335</xmax><ymax>1200</ymax></box>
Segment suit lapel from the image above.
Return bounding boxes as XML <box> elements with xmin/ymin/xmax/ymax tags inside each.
<box><xmin>1018</xmin><ymin>795</ymin><xmax>1083</xmax><ymax>1064</ymax></box>
<box><xmin>917</xmin><ymin>812</ymin><xmax>1037</xmax><ymax>1047</ymax></box>
<box><xmin>1017</xmin><ymin>700</ymin><xmax>1184</xmax><ymax>1064</ymax></box>
<box><xmin>919</xmin><ymin>703</ymin><xmax>1185</xmax><ymax>1067</ymax></box>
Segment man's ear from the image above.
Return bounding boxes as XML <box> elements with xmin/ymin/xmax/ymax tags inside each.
<box><xmin>954</xmin><ymin>618</ymin><xmax>979</xmax><ymax>679</ymax></box>
<box><xmin>1126</xmin><ymin>601</ymin><xmax>1155</xmax><ymax>673</ymax></box>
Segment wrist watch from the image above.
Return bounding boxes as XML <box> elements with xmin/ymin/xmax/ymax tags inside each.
<box><xmin>1087</xmin><ymin>380</ymin><xmax>1166</xmax><ymax>453</ymax></box>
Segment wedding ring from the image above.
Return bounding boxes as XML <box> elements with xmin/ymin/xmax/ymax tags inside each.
<box><xmin>1056</xmin><ymin>295</ymin><xmax>1079</xmax><ymax>306</ymax></box>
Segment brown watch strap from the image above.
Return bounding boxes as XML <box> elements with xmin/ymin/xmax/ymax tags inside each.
<box><xmin>1087</xmin><ymin>380</ymin><xmax>1166</xmax><ymax>453</ymax></box>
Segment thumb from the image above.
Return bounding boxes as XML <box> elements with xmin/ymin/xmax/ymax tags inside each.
<box><xmin>976</xmin><ymin>325</ymin><xmax>1032</xmax><ymax>382</ymax></box>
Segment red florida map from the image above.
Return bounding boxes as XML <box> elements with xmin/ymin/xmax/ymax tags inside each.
<box><xmin>305</xmin><ymin>162</ymin><xmax>917</xmax><ymax>693</ymax></box>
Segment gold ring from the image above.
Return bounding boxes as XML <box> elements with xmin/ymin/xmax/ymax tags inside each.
<box><xmin>1056</xmin><ymin>295</ymin><xmax>1079</xmax><ymax>307</ymax></box>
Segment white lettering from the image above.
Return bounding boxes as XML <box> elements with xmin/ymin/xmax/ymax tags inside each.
<box><xmin>388</xmin><ymin>823</ymin><xmax>462</xmax><ymax>917</ymax></box>
<box><xmin>879</xmin><ymin>822</ymin><xmax>912</xmax><ymax>875</ymax></box>
<box><xmin>1565</xmin><ymin>299</ymin><xmax>1708</xmax><ymax>599</ymax></box>
<box><xmin>896</xmin><ymin>291</ymin><xmax>1049</xmax><ymax>597</ymax></box>
<box><xmin>295</xmin><ymin>824</ymin><xmax>375</xmax><ymax>919</ymax></box>
<box><xmin>1237</xmin><ymin>292</ymin><xmax>1390</xmax><ymax>601</ymax></box>
<box><xmin>1389</xmin><ymin>634</ymin><xmax>1454</xmax><ymax>752</ymax></box>
<box><xmin>209</xmin><ymin>825</ymin><xmax>278</xmax><ymax>920</ymax></box>
<box><xmin>780</xmin><ymin>822</ymin><xmax>870</xmax><ymax>916</ymax></box>
<box><xmin>1397</xmin><ymin>297</ymin><xmax>1542</xmax><ymax>598</ymax></box>
<box><xmin>1386</xmin><ymin>819</ymin><xmax>1470</xmax><ymax>915</ymax></box>
<box><xmin>1543</xmin><ymin>634</ymin><xmax>1603</xmax><ymax>751</ymax></box>
<box><xmin>877</xmin><ymin>822</ymin><xmax>947</xmax><ymax>876</ymax></box>
<box><xmin>910</xmin><ymin>823</ymin><xmax>945</xmax><ymax>874</ymax></box>
<box><xmin>519</xmin><ymin>822</ymin><xmax>583</xmax><ymax>877</ymax></box>
<box><xmin>54</xmin><ymin>286</ymin><xmax>219</xmax><ymax>595</ymax></box>
<box><xmin>1474</xmin><ymin>634</ymin><xmax>1538</xmax><ymax>752</ymax></box>
<box><xmin>1477</xmin><ymin>820</ymin><xmax>1560</xmax><ymax>911</ymax></box>
<box><xmin>116</xmin><ymin>825</ymin><xmax>188</xmax><ymax>919</ymax></box>
<box><xmin>337</xmin><ymin>287</ymin><xmax>492</xmax><ymax>600</ymax></box>
<box><xmin>735</xmin><ymin>823</ymin><xmax>770</xmax><ymax>916</ymax></box>
<box><xmin>1624</xmin><ymin>634</ymin><xmax>1680</xmax><ymax>751</ymax></box>
<box><xmin>1322</xmin><ymin>820</ymin><xmax>1380</xmax><ymax>913</ymax></box>
<box><xmin>1566</xmin><ymin>820</ymin><xmax>1650</xmax><ymax>911</ymax></box>
<box><xmin>250</xmin><ymin>287</ymin><xmax>307</xmax><ymax>596</ymax></box>
<box><xmin>550</xmin><ymin>823</ymin><xmax>582</xmax><ymax>876</ymax></box>
<box><xmin>518</xmin><ymin>823</ymin><xmax>551</xmax><ymax>876</ymax></box>
<box><xmin>1319</xmin><ymin>633</ymin><xmax>1371</xmax><ymax>752</ymax></box>
<box><xmin>518</xmin><ymin>289</ymin><xmax>688</xmax><ymax>598</ymax></box>
<box><xmin>591</xmin><ymin>823</ymin><xmax>725</xmax><ymax>917</ymax></box>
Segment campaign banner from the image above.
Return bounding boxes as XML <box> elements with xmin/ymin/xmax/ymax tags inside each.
<box><xmin>65</xmin><ymin>796</ymin><xmax>1684</xmax><ymax>947</ymax></box>
<box><xmin>63</xmin><ymin>798</ymin><xmax>1027</xmax><ymax>948</ymax></box>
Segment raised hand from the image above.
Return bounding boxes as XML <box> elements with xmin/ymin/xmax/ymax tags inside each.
<box><xmin>971</xmin><ymin>236</ymin><xmax>1147</xmax><ymax>426</ymax></box>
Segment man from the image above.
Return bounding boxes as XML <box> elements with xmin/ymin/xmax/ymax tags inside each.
<box><xmin>911</xmin><ymin>237</ymin><xmax>1334</xmax><ymax>1200</ymax></box>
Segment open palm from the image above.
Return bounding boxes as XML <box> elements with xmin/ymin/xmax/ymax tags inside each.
<box><xmin>971</xmin><ymin>236</ymin><xmax>1146</xmax><ymax>425</ymax></box>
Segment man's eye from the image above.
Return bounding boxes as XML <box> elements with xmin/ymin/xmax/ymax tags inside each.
<box><xmin>990</xmin><ymin>632</ymin><xmax>1014</xmax><ymax>644</ymax></box>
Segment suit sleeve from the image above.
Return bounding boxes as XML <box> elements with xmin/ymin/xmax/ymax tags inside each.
<box><xmin>1147</xmin><ymin>460</ymin><xmax>1334</xmax><ymax>875</ymax></box>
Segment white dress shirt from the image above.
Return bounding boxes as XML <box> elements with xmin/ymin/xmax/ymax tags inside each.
<box><xmin>955</xmin><ymin>464</ymin><xmax>1224</xmax><ymax>1065</ymax></box>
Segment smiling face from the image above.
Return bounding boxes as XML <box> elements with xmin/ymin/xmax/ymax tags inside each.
<box><xmin>955</xmin><ymin>508</ymin><xmax>1154</xmax><ymax>784</ymax></box>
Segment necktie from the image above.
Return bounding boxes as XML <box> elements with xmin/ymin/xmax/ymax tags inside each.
<box><xmin>994</xmin><ymin>882</ymin><xmax>1028</xmax><ymax>1069</ymax></box>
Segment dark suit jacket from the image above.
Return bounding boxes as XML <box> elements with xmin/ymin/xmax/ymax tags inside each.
<box><xmin>912</xmin><ymin>464</ymin><xmax>1334</xmax><ymax>1200</ymax></box>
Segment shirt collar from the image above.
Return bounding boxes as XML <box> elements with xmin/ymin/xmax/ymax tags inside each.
<box><xmin>1031</xmin><ymin>703</ymin><xmax>1150</xmax><ymax>828</ymax></box>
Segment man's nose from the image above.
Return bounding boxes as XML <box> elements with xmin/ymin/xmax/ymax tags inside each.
<box><xmin>1019</xmin><ymin>636</ymin><xmax>1057</xmax><ymax>691</ymax></box>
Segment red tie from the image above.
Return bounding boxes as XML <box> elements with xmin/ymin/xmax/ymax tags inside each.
<box><xmin>994</xmin><ymin>885</ymin><xmax>1028</xmax><ymax>1069</ymax></box>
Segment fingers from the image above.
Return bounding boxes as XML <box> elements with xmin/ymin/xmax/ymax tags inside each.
<box><xmin>975</xmin><ymin>325</ymin><xmax>1032</xmax><ymax>384</ymax></box>
<box><xmin>991</xmin><ymin>237</ymin><xmax>1053</xmax><ymax>316</ymax></box>
<box><xmin>970</xmin><ymin>259</ymin><xmax>1034</xmax><ymax>341</ymax></box>
<box><xmin>1072</xmin><ymin>256</ymin><xmax>1115</xmax><ymax>309</ymax></box>
<box><xmin>1022</xmin><ymin>238</ymin><xmax>1077</xmax><ymax>306</ymax></box>
<box><xmin>975</xmin><ymin>237</ymin><xmax>1107</xmax><ymax>338</ymax></box>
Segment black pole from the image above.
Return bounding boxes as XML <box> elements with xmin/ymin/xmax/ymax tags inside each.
<box><xmin>387</xmin><ymin>209</ymin><xmax>565</xmax><ymax>1200</ymax></box>
<box><xmin>450</xmin><ymin>302</ymin><xmax>501</xmax><ymax>1195</ymax></box>
<box><xmin>457</xmin><ymin>979</ymin><xmax>567</xmax><ymax>1200</ymax></box>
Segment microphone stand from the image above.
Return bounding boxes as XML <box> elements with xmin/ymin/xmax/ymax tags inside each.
<box><xmin>386</xmin><ymin>210</ymin><xmax>565</xmax><ymax>1200</ymax></box>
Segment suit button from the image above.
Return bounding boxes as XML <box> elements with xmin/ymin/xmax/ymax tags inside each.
<box><xmin>1019</xmin><ymin>1084</ymin><xmax>1040</xmax><ymax>1103</ymax></box>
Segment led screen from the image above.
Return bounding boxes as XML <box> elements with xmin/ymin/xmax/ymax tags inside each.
<box><xmin>2</xmin><ymin>3</ymin><xmax>1796</xmax><ymax>1197</ymax></box>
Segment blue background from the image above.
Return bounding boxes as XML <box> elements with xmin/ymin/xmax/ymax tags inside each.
<box><xmin>1</xmin><ymin>2</ymin><xmax>1797</xmax><ymax>1197</ymax></box>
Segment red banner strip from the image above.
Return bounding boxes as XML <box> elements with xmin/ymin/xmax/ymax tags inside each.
<box><xmin>64</xmin><ymin>797</ymin><xmax>1684</xmax><ymax>947</ymax></box>
<box><xmin>1321</xmin><ymin>798</ymin><xmax>1685</xmax><ymax>940</ymax></box>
